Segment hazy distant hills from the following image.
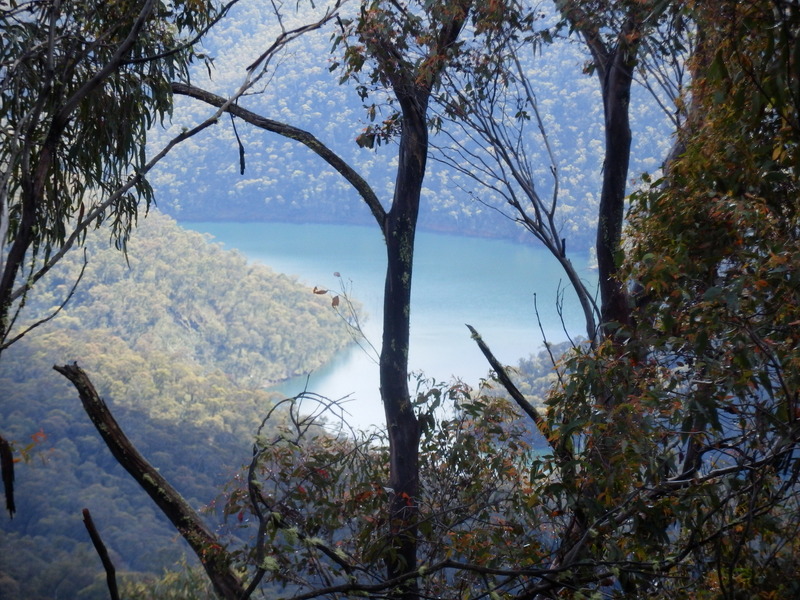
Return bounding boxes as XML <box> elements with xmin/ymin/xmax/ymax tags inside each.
<box><xmin>147</xmin><ymin>2</ymin><xmax>674</xmax><ymax>249</ymax></box>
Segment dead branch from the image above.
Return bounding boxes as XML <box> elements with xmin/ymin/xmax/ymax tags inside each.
<box><xmin>82</xmin><ymin>508</ymin><xmax>120</xmax><ymax>600</ymax></box>
<box><xmin>54</xmin><ymin>363</ymin><xmax>245</xmax><ymax>599</ymax></box>
<box><xmin>0</xmin><ymin>434</ymin><xmax>14</xmax><ymax>518</ymax></box>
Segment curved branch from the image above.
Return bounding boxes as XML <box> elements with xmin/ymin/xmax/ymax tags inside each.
<box><xmin>172</xmin><ymin>83</ymin><xmax>387</xmax><ymax>229</ymax></box>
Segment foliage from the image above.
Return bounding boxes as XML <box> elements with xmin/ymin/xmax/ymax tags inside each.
<box><xmin>533</xmin><ymin>0</ymin><xmax>800</xmax><ymax>596</ymax></box>
<box><xmin>0</xmin><ymin>213</ymin><xmax>353</xmax><ymax>597</ymax></box>
<box><xmin>218</xmin><ymin>380</ymin><xmax>546</xmax><ymax>598</ymax></box>
<box><xmin>0</xmin><ymin>0</ymin><xmax>233</xmax><ymax>348</ymax></box>
<box><xmin>0</xmin><ymin>0</ymin><xmax>237</xmax><ymax>529</ymax></box>
<box><xmin>192</xmin><ymin>1</ymin><xmax>800</xmax><ymax>597</ymax></box>
<box><xmin>120</xmin><ymin>557</ymin><xmax>218</xmax><ymax>600</ymax></box>
<box><xmin>332</xmin><ymin>0</ymin><xmax>532</xmax><ymax>148</ymax></box>
<box><xmin>5</xmin><ymin>1</ymin><xmax>797</xmax><ymax>599</ymax></box>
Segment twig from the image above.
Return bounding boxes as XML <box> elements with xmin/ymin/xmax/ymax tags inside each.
<box><xmin>82</xmin><ymin>508</ymin><xmax>120</xmax><ymax>600</ymax></box>
<box><xmin>532</xmin><ymin>292</ymin><xmax>565</xmax><ymax>389</ymax></box>
<box><xmin>1</xmin><ymin>250</ymin><xmax>88</xmax><ymax>352</ymax></box>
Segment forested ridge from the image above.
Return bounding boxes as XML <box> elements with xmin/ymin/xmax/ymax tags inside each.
<box><xmin>18</xmin><ymin>211</ymin><xmax>352</xmax><ymax>387</ymax></box>
<box><xmin>147</xmin><ymin>2</ymin><xmax>672</xmax><ymax>249</ymax></box>
<box><xmin>0</xmin><ymin>212</ymin><xmax>352</xmax><ymax>599</ymax></box>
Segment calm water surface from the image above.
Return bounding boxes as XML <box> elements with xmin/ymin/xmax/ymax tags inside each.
<box><xmin>184</xmin><ymin>221</ymin><xmax>595</xmax><ymax>429</ymax></box>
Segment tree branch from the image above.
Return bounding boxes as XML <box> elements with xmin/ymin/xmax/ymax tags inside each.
<box><xmin>465</xmin><ymin>324</ymin><xmax>576</xmax><ymax>470</ymax></box>
<box><xmin>54</xmin><ymin>363</ymin><xmax>245</xmax><ymax>600</ymax></box>
<box><xmin>172</xmin><ymin>83</ymin><xmax>387</xmax><ymax>229</ymax></box>
<box><xmin>0</xmin><ymin>435</ymin><xmax>14</xmax><ymax>518</ymax></box>
<box><xmin>1</xmin><ymin>251</ymin><xmax>87</xmax><ymax>351</ymax></box>
<box><xmin>82</xmin><ymin>508</ymin><xmax>120</xmax><ymax>600</ymax></box>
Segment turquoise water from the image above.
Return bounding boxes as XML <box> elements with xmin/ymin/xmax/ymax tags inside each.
<box><xmin>184</xmin><ymin>221</ymin><xmax>595</xmax><ymax>428</ymax></box>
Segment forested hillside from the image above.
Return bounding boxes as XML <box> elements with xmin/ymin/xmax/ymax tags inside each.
<box><xmin>147</xmin><ymin>2</ymin><xmax>672</xmax><ymax>248</ymax></box>
<box><xmin>18</xmin><ymin>211</ymin><xmax>351</xmax><ymax>386</ymax></box>
<box><xmin>0</xmin><ymin>212</ymin><xmax>352</xmax><ymax>599</ymax></box>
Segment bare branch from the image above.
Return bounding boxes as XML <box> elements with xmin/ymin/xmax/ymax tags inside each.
<box><xmin>54</xmin><ymin>363</ymin><xmax>246</xmax><ymax>599</ymax></box>
<box><xmin>82</xmin><ymin>508</ymin><xmax>120</xmax><ymax>600</ymax></box>
<box><xmin>435</xmin><ymin>41</ymin><xmax>600</xmax><ymax>341</ymax></box>
<box><xmin>465</xmin><ymin>324</ymin><xmax>575</xmax><ymax>475</ymax></box>
<box><xmin>0</xmin><ymin>435</ymin><xmax>14</xmax><ymax>518</ymax></box>
<box><xmin>173</xmin><ymin>82</ymin><xmax>387</xmax><ymax>228</ymax></box>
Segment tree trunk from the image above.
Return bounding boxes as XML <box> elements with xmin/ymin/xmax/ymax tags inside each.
<box><xmin>595</xmin><ymin>32</ymin><xmax>637</xmax><ymax>331</ymax></box>
<box><xmin>379</xmin><ymin>91</ymin><xmax>428</xmax><ymax>598</ymax></box>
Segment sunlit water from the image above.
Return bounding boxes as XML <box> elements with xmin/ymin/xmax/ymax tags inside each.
<box><xmin>183</xmin><ymin>221</ymin><xmax>595</xmax><ymax>430</ymax></box>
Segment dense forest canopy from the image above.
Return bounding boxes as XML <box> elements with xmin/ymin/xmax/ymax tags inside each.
<box><xmin>1</xmin><ymin>0</ymin><xmax>798</xmax><ymax>599</ymax></box>
<box><xmin>16</xmin><ymin>211</ymin><xmax>354</xmax><ymax>386</ymax></box>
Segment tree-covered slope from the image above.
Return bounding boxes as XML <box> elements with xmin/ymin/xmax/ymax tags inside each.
<box><xmin>22</xmin><ymin>211</ymin><xmax>351</xmax><ymax>386</ymax></box>
<box><xmin>147</xmin><ymin>2</ymin><xmax>674</xmax><ymax>249</ymax></box>
<box><xmin>0</xmin><ymin>212</ymin><xmax>354</xmax><ymax>599</ymax></box>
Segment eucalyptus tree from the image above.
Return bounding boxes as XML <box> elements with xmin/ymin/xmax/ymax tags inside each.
<box><xmin>539</xmin><ymin>2</ymin><xmax>800</xmax><ymax>596</ymax></box>
<box><xmin>428</xmin><ymin>6</ymin><xmax>688</xmax><ymax>585</ymax></box>
<box><xmin>173</xmin><ymin>1</ymin><xmax>530</xmax><ymax>595</ymax></box>
<box><xmin>0</xmin><ymin>2</ymin><xmax>345</xmax><ymax>595</ymax></box>
<box><xmin>436</xmin><ymin>0</ymin><xmax>692</xmax><ymax>344</ymax></box>
<box><xmin>420</xmin><ymin>0</ymin><xmax>799</xmax><ymax>597</ymax></box>
<box><xmin>444</xmin><ymin>1</ymin><xmax>800</xmax><ymax>597</ymax></box>
<box><xmin>56</xmin><ymin>0</ymin><xmax>528</xmax><ymax>590</ymax></box>
<box><xmin>0</xmin><ymin>0</ymin><xmax>243</xmax><ymax>353</ymax></box>
<box><xmin>0</xmin><ymin>0</ymin><xmax>247</xmax><ymax>524</ymax></box>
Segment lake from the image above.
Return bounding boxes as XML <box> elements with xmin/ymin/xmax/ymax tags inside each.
<box><xmin>183</xmin><ymin>221</ymin><xmax>596</xmax><ymax>429</ymax></box>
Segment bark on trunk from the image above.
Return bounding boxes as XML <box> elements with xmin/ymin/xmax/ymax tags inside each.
<box><xmin>379</xmin><ymin>91</ymin><xmax>428</xmax><ymax>598</ymax></box>
<box><xmin>594</xmin><ymin>32</ymin><xmax>637</xmax><ymax>331</ymax></box>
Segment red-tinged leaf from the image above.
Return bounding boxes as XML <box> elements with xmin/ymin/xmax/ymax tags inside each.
<box><xmin>353</xmin><ymin>490</ymin><xmax>374</xmax><ymax>503</ymax></box>
<box><xmin>331</xmin><ymin>295</ymin><xmax>340</xmax><ymax>308</ymax></box>
<box><xmin>313</xmin><ymin>286</ymin><xmax>327</xmax><ymax>295</ymax></box>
